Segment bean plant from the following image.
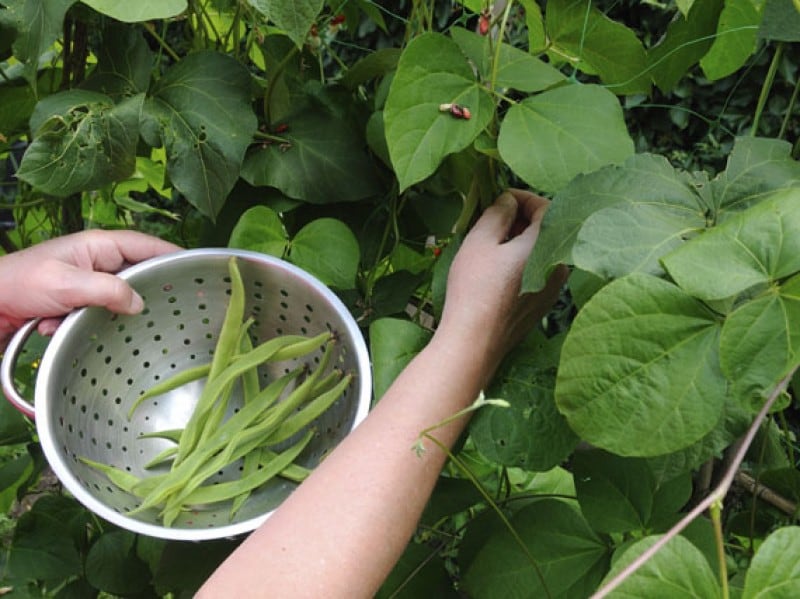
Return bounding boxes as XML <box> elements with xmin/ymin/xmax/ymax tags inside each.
<box><xmin>1</xmin><ymin>0</ymin><xmax>800</xmax><ymax>597</ymax></box>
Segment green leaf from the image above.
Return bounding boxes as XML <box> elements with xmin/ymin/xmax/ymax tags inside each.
<box><xmin>497</xmin><ymin>84</ymin><xmax>634</xmax><ymax>194</ymax></box>
<box><xmin>471</xmin><ymin>332</ymin><xmax>579</xmax><ymax>472</ymax></box>
<box><xmin>572</xmin><ymin>450</ymin><xmax>691</xmax><ymax>534</ymax></box>
<box><xmin>85</xmin><ymin>531</ymin><xmax>150</xmax><ymax>596</ymax></box>
<box><xmin>450</xmin><ymin>27</ymin><xmax>565</xmax><ymax>93</ymax></box>
<box><xmin>369</xmin><ymin>318</ymin><xmax>432</xmax><ymax>401</ymax></box>
<box><xmin>646</xmin><ymin>396</ymin><xmax>751</xmax><ymax>481</ymax></box>
<box><xmin>573</xmin><ymin>203</ymin><xmax>706</xmax><ymax>280</ymax></box>
<box><xmin>647</xmin><ymin>0</ymin><xmax>725</xmax><ymax>93</ymax></box>
<box><xmin>520</xmin><ymin>0</ymin><xmax>546</xmax><ymax>53</ymax></box>
<box><xmin>17</xmin><ymin>91</ymin><xmax>142</xmax><ymax>196</ymax></box>
<box><xmin>227</xmin><ymin>205</ymin><xmax>289</xmax><ymax>257</ymax></box>
<box><xmin>81</xmin><ymin>0</ymin><xmax>187</xmax><ymax>22</ymax></box>
<box><xmin>720</xmin><ymin>274</ymin><xmax>800</xmax><ymax>403</ymax></box>
<box><xmin>700</xmin><ymin>0</ymin><xmax>761</xmax><ymax>81</ymax></box>
<box><xmin>742</xmin><ymin>526</ymin><xmax>800</xmax><ymax>598</ymax></box>
<box><xmin>0</xmin><ymin>453</ymin><xmax>33</xmax><ymax>513</ymax></box>
<box><xmin>141</xmin><ymin>50</ymin><xmax>257</xmax><ymax>222</ymax></box>
<box><xmin>759</xmin><ymin>0</ymin><xmax>800</xmax><ymax>41</ymax></box>
<box><xmin>384</xmin><ymin>33</ymin><xmax>494</xmax><ymax>191</ymax></box>
<box><xmin>461</xmin><ymin>499</ymin><xmax>610</xmax><ymax>598</ymax></box>
<box><xmin>288</xmin><ymin>218</ymin><xmax>359</xmax><ymax>289</ymax></box>
<box><xmin>377</xmin><ymin>541</ymin><xmax>458</xmax><ymax>599</ymax></box>
<box><xmin>248</xmin><ymin>0</ymin><xmax>324</xmax><ymax>48</ymax></box>
<box><xmin>522</xmin><ymin>153</ymin><xmax>701</xmax><ymax>293</ymax></box>
<box><xmin>600</xmin><ymin>535</ymin><xmax>721</xmax><ymax>598</ymax></box>
<box><xmin>661</xmin><ymin>187</ymin><xmax>800</xmax><ymax>301</ymax></box>
<box><xmin>340</xmin><ymin>48</ymin><xmax>401</xmax><ymax>90</ymax></box>
<box><xmin>545</xmin><ymin>0</ymin><xmax>650</xmax><ymax>94</ymax></box>
<box><xmin>711</xmin><ymin>136</ymin><xmax>800</xmax><ymax>215</ymax></box>
<box><xmin>0</xmin><ymin>393</ymin><xmax>32</xmax><ymax>445</ymax></box>
<box><xmin>6</xmin><ymin>496</ymin><xmax>89</xmax><ymax>583</ymax></box>
<box><xmin>0</xmin><ymin>0</ymin><xmax>76</xmax><ymax>89</ymax></box>
<box><xmin>241</xmin><ymin>107</ymin><xmax>381</xmax><ymax>204</ymax></box>
<box><xmin>80</xmin><ymin>23</ymin><xmax>153</xmax><ymax>98</ymax></box>
<box><xmin>556</xmin><ymin>274</ymin><xmax>726</xmax><ymax>457</ymax></box>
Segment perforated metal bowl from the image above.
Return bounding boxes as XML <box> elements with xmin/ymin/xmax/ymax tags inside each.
<box><xmin>1</xmin><ymin>249</ymin><xmax>371</xmax><ymax>541</ymax></box>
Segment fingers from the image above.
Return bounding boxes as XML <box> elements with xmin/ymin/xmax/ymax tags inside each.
<box><xmin>59</xmin><ymin>268</ymin><xmax>145</xmax><ymax>315</ymax></box>
<box><xmin>80</xmin><ymin>230</ymin><xmax>181</xmax><ymax>272</ymax></box>
<box><xmin>468</xmin><ymin>191</ymin><xmax>520</xmax><ymax>243</ymax></box>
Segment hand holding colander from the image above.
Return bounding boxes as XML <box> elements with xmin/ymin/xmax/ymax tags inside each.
<box><xmin>1</xmin><ymin>249</ymin><xmax>371</xmax><ymax>541</ymax></box>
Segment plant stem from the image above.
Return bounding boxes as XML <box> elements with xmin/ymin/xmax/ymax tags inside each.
<box><xmin>591</xmin><ymin>365</ymin><xmax>799</xmax><ymax>598</ymax></box>
<box><xmin>142</xmin><ymin>22</ymin><xmax>182</xmax><ymax>62</ymax></box>
<box><xmin>263</xmin><ymin>46</ymin><xmax>299</xmax><ymax>124</ymax></box>
<box><xmin>710</xmin><ymin>499</ymin><xmax>729</xmax><ymax>599</ymax></box>
<box><xmin>750</xmin><ymin>42</ymin><xmax>784</xmax><ymax>137</ymax></box>
<box><xmin>778</xmin><ymin>74</ymin><xmax>800</xmax><ymax>140</ymax></box>
<box><xmin>418</xmin><ymin>430</ymin><xmax>553</xmax><ymax>599</ymax></box>
<box><xmin>489</xmin><ymin>0</ymin><xmax>515</xmax><ymax>94</ymax></box>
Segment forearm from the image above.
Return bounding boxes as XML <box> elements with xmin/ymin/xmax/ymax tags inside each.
<box><xmin>198</xmin><ymin>330</ymin><xmax>491</xmax><ymax>598</ymax></box>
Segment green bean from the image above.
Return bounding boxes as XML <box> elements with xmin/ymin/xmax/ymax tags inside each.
<box><xmin>130</xmin><ymin>365</ymin><xmax>307</xmax><ymax>512</ymax></box>
<box><xmin>144</xmin><ymin>446</ymin><xmax>178</xmax><ymax>469</ymax></box>
<box><xmin>208</xmin><ymin>257</ymin><xmax>246</xmax><ymax>382</ymax></box>
<box><xmin>174</xmin><ymin>331</ymin><xmax>329</xmax><ymax>465</ymax></box>
<box><xmin>81</xmin><ymin>458</ymin><xmax>164</xmax><ymax>497</ymax></box>
<box><xmin>151</xmin><ymin>344</ymin><xmax>336</xmax><ymax>521</ymax></box>
<box><xmin>138</xmin><ymin>429</ymin><xmax>183</xmax><ymax>443</ymax></box>
<box><xmin>127</xmin><ymin>363</ymin><xmax>211</xmax><ymax>420</ymax></box>
<box><xmin>180</xmin><ymin>430</ymin><xmax>313</xmax><ymax>512</ymax></box>
<box><xmin>267</xmin><ymin>372</ymin><xmax>353</xmax><ymax>445</ymax></box>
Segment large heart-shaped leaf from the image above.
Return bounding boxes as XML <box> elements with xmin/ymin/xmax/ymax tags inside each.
<box><xmin>17</xmin><ymin>91</ymin><xmax>142</xmax><ymax>195</ymax></box>
<box><xmin>711</xmin><ymin>136</ymin><xmax>800</xmax><ymax>214</ymax></box>
<box><xmin>600</xmin><ymin>535</ymin><xmax>721</xmax><ymax>598</ymax></box>
<box><xmin>742</xmin><ymin>526</ymin><xmax>800</xmax><ymax>598</ymax></box>
<box><xmin>141</xmin><ymin>51</ymin><xmax>257</xmax><ymax>222</ymax></box>
<box><xmin>661</xmin><ymin>187</ymin><xmax>800</xmax><ymax>301</ymax></box>
<box><xmin>0</xmin><ymin>0</ymin><xmax>76</xmax><ymax>88</ymax></box>
<box><xmin>720</xmin><ymin>274</ymin><xmax>800</xmax><ymax>402</ymax></box>
<box><xmin>80</xmin><ymin>24</ymin><xmax>153</xmax><ymax>98</ymax></box>
<box><xmin>572</xmin><ymin>450</ymin><xmax>691</xmax><ymax>534</ymax></box>
<box><xmin>471</xmin><ymin>332</ymin><xmax>578</xmax><ymax>472</ymax></box>
<box><xmin>369</xmin><ymin>318</ymin><xmax>432</xmax><ymax>401</ymax></box>
<box><xmin>85</xmin><ymin>531</ymin><xmax>150</xmax><ymax>596</ymax></box>
<box><xmin>248</xmin><ymin>0</ymin><xmax>324</xmax><ymax>48</ymax></box>
<box><xmin>522</xmin><ymin>153</ymin><xmax>701</xmax><ymax>292</ymax></box>
<box><xmin>546</xmin><ymin>0</ymin><xmax>650</xmax><ymax>94</ymax></box>
<box><xmin>450</xmin><ymin>26</ymin><xmax>565</xmax><ymax>93</ymax></box>
<box><xmin>288</xmin><ymin>218</ymin><xmax>359</xmax><ymax>289</ymax></box>
<box><xmin>384</xmin><ymin>32</ymin><xmax>494</xmax><ymax>191</ymax></box>
<box><xmin>227</xmin><ymin>205</ymin><xmax>289</xmax><ymax>258</ymax></box>
<box><xmin>81</xmin><ymin>0</ymin><xmax>186</xmax><ymax>22</ymax></box>
<box><xmin>556</xmin><ymin>273</ymin><xmax>726</xmax><ymax>457</ymax></box>
<box><xmin>241</xmin><ymin>108</ymin><xmax>381</xmax><ymax>204</ymax></box>
<box><xmin>647</xmin><ymin>0</ymin><xmax>725</xmax><ymax>93</ymax></box>
<box><xmin>497</xmin><ymin>84</ymin><xmax>634</xmax><ymax>194</ymax></box>
<box><xmin>700</xmin><ymin>0</ymin><xmax>761</xmax><ymax>81</ymax></box>
<box><xmin>461</xmin><ymin>499</ymin><xmax>609</xmax><ymax>598</ymax></box>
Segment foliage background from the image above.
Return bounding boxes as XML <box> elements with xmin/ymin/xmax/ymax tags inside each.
<box><xmin>1</xmin><ymin>0</ymin><xmax>800</xmax><ymax>597</ymax></box>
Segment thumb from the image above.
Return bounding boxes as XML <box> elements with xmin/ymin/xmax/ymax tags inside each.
<box><xmin>61</xmin><ymin>270</ymin><xmax>145</xmax><ymax>315</ymax></box>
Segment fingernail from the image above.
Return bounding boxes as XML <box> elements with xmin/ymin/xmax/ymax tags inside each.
<box><xmin>129</xmin><ymin>292</ymin><xmax>145</xmax><ymax>314</ymax></box>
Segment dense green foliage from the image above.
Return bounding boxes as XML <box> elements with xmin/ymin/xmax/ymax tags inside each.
<box><xmin>1</xmin><ymin>0</ymin><xmax>800</xmax><ymax>597</ymax></box>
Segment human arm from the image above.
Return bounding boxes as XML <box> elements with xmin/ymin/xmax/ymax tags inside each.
<box><xmin>197</xmin><ymin>189</ymin><xmax>568</xmax><ymax>598</ymax></box>
<box><xmin>0</xmin><ymin>229</ymin><xmax>180</xmax><ymax>348</ymax></box>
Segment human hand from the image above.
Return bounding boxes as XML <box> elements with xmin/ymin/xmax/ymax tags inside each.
<box><xmin>435</xmin><ymin>189</ymin><xmax>568</xmax><ymax>383</ymax></box>
<box><xmin>0</xmin><ymin>230</ymin><xmax>180</xmax><ymax>342</ymax></box>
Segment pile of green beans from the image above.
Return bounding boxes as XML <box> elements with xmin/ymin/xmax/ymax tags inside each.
<box><xmin>82</xmin><ymin>257</ymin><xmax>353</xmax><ymax>526</ymax></box>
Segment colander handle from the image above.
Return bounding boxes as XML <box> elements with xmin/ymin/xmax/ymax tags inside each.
<box><xmin>1</xmin><ymin>319</ymin><xmax>39</xmax><ymax>420</ymax></box>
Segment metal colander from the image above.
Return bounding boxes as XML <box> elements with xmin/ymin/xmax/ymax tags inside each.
<box><xmin>1</xmin><ymin>248</ymin><xmax>371</xmax><ymax>541</ymax></box>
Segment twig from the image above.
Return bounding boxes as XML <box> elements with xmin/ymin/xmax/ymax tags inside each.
<box><xmin>735</xmin><ymin>471</ymin><xmax>798</xmax><ymax>517</ymax></box>
<box><xmin>591</xmin><ymin>365</ymin><xmax>799</xmax><ymax>598</ymax></box>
